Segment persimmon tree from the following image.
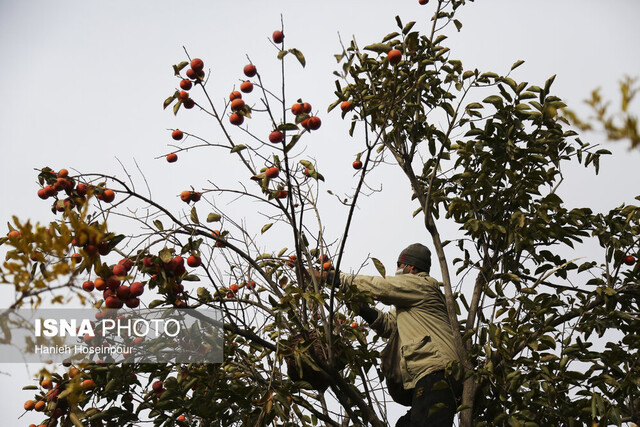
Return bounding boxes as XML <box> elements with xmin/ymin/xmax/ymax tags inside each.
<box><xmin>2</xmin><ymin>1</ymin><xmax>639</xmax><ymax>426</ymax></box>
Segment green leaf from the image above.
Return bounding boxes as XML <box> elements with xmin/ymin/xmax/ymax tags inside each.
<box><xmin>163</xmin><ymin>94</ymin><xmax>176</xmax><ymax>110</ymax></box>
<box><xmin>261</xmin><ymin>223</ymin><xmax>273</xmax><ymax>234</ymax></box>
<box><xmin>207</xmin><ymin>212</ymin><xmax>222</xmax><ymax>222</ymax></box>
<box><xmin>190</xmin><ymin>207</ymin><xmax>199</xmax><ymax>224</ymax></box>
<box><xmin>510</xmin><ymin>60</ymin><xmax>525</xmax><ymax>71</ymax></box>
<box><xmin>277</xmin><ymin>123</ymin><xmax>299</xmax><ymax>131</ymax></box>
<box><xmin>364</xmin><ymin>43</ymin><xmax>392</xmax><ymax>54</ymax></box>
<box><xmin>284</xmin><ymin>134</ymin><xmax>301</xmax><ymax>153</ymax></box>
<box><xmin>104</xmin><ymin>378</ymin><xmax>118</xmax><ymax>393</ymax></box>
<box><xmin>173</xmin><ymin>100</ymin><xmax>181</xmax><ymax>116</ymax></box>
<box><xmin>159</xmin><ymin>247</ymin><xmax>173</xmax><ymax>263</ymax></box>
<box><xmin>153</xmin><ymin>220</ymin><xmax>164</xmax><ymax>231</ymax></box>
<box><xmin>197</xmin><ymin>287</ymin><xmax>212</xmax><ymax>302</ymax></box>
<box><xmin>453</xmin><ymin>19</ymin><xmax>463</xmax><ymax>32</ymax></box>
<box><xmin>402</xmin><ymin>21</ymin><xmax>416</xmax><ymax>35</ymax></box>
<box><xmin>483</xmin><ymin>95</ymin><xmax>503</xmax><ymax>106</ymax></box>
<box><xmin>289</xmin><ymin>48</ymin><xmax>306</xmax><ymax>67</ymax></box>
<box><xmin>371</xmin><ymin>257</ymin><xmax>386</xmax><ymax>278</ymax></box>
<box><xmin>231</xmin><ymin>144</ymin><xmax>246</xmax><ymax>153</ymax></box>
<box><xmin>173</xmin><ymin>61</ymin><xmax>189</xmax><ymax>76</ymax></box>
<box><xmin>149</xmin><ymin>299</ymin><xmax>164</xmax><ymax>309</ymax></box>
<box><xmin>381</xmin><ymin>32</ymin><xmax>400</xmax><ymax>42</ymax></box>
<box><xmin>277</xmin><ymin>50</ymin><xmax>289</xmax><ymax>60</ymax></box>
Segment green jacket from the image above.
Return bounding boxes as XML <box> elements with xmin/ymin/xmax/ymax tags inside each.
<box><xmin>340</xmin><ymin>271</ymin><xmax>460</xmax><ymax>389</ymax></box>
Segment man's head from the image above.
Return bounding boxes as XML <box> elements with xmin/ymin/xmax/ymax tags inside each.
<box><xmin>396</xmin><ymin>243</ymin><xmax>431</xmax><ymax>275</ymax></box>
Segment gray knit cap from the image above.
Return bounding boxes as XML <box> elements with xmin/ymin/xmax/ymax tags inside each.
<box><xmin>397</xmin><ymin>243</ymin><xmax>431</xmax><ymax>273</ymax></box>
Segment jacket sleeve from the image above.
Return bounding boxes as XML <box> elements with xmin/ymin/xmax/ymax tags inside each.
<box><xmin>369</xmin><ymin>307</ymin><xmax>397</xmax><ymax>338</ymax></box>
<box><xmin>339</xmin><ymin>272</ymin><xmax>430</xmax><ymax>307</ymax></box>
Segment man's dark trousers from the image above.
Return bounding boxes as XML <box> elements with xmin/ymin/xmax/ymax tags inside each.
<box><xmin>395</xmin><ymin>370</ymin><xmax>462</xmax><ymax>427</ymax></box>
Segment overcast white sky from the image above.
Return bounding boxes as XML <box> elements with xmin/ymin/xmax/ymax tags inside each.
<box><xmin>1</xmin><ymin>1</ymin><xmax>639</xmax><ymax>424</ymax></box>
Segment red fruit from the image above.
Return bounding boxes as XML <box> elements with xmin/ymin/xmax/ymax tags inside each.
<box><xmin>308</xmin><ymin>116</ymin><xmax>322</xmax><ymax>130</ymax></box>
<box><xmin>246</xmin><ymin>280</ymin><xmax>256</xmax><ymax>290</ymax></box>
<box><xmin>243</xmin><ymin>64</ymin><xmax>257</xmax><ymax>77</ymax></box>
<box><xmin>269</xmin><ymin>130</ymin><xmax>283</xmax><ymax>143</ymax></box>
<box><xmin>76</xmin><ymin>182</ymin><xmax>88</xmax><ymax>196</ymax></box>
<box><xmin>419</xmin><ymin>0</ymin><xmax>429</xmax><ymax>4</ymax></box>
<box><xmin>387</xmin><ymin>49</ymin><xmax>402</xmax><ymax>65</ymax></box>
<box><xmin>190</xmin><ymin>58</ymin><xmax>204</xmax><ymax>71</ymax></box>
<box><xmin>178</xmin><ymin>91</ymin><xmax>189</xmax><ymax>101</ymax></box>
<box><xmin>119</xmin><ymin>258</ymin><xmax>134</xmax><ymax>271</ymax></box>
<box><xmin>353</xmin><ymin>160</ymin><xmax>363</xmax><ymax>170</ymax></box>
<box><xmin>53</xmin><ymin>177</ymin><xmax>66</xmax><ymax>191</ymax></box>
<box><xmin>229</xmin><ymin>113</ymin><xmax>244</xmax><ymax>126</ymax></box>
<box><xmin>98</xmin><ymin>242</ymin><xmax>110</xmax><ymax>255</ymax></box>
<box><xmin>302</xmin><ymin>102</ymin><xmax>312</xmax><ymax>114</ymax></box>
<box><xmin>113</xmin><ymin>264</ymin><xmax>127</xmax><ymax>277</ymax></box>
<box><xmin>322</xmin><ymin>261</ymin><xmax>332</xmax><ymax>271</ymax></box>
<box><xmin>142</xmin><ymin>257</ymin><xmax>153</xmax><ymax>267</ymax></box>
<box><xmin>230</xmin><ymin>283</ymin><xmax>239</xmax><ymax>293</ymax></box>
<box><xmin>34</xmin><ymin>400</ymin><xmax>46</xmax><ymax>411</ymax></box>
<box><xmin>623</xmin><ymin>255</ymin><xmax>636</xmax><ymax>266</ymax></box>
<box><xmin>240</xmin><ymin>81</ymin><xmax>253</xmax><ymax>93</ymax></box>
<box><xmin>130</xmin><ymin>282</ymin><xmax>144</xmax><ymax>297</ymax></box>
<box><xmin>291</xmin><ymin>103</ymin><xmax>304</xmax><ymax>116</ymax></box>
<box><xmin>187</xmin><ymin>255</ymin><xmax>201</xmax><ymax>267</ymax></box>
<box><xmin>7</xmin><ymin>230</ymin><xmax>21</xmax><ymax>239</ymax></box>
<box><xmin>57</xmin><ymin>168</ymin><xmax>69</xmax><ymax>178</ymax></box>
<box><xmin>276</xmin><ymin>190</ymin><xmax>288</xmax><ymax>199</ymax></box>
<box><xmin>340</xmin><ymin>101</ymin><xmax>354</xmax><ymax>112</ymax></box>
<box><xmin>94</xmin><ymin>278</ymin><xmax>107</xmax><ymax>291</ymax></box>
<box><xmin>106</xmin><ymin>275</ymin><xmax>121</xmax><ymax>290</ymax></box>
<box><xmin>183</xmin><ymin>98</ymin><xmax>195</xmax><ymax>109</ymax></box>
<box><xmin>81</xmin><ymin>379</ymin><xmax>95</xmax><ymax>390</ymax></box>
<box><xmin>152</xmin><ymin>380</ymin><xmax>164</xmax><ymax>392</ymax></box>
<box><xmin>82</xmin><ymin>281</ymin><xmax>95</xmax><ymax>292</ymax></box>
<box><xmin>191</xmin><ymin>192</ymin><xmax>201</xmax><ymax>202</ymax></box>
<box><xmin>186</xmin><ymin>68</ymin><xmax>197</xmax><ymax>79</ymax></box>
<box><xmin>177</xmin><ymin>415</ymin><xmax>187</xmax><ymax>423</ymax></box>
<box><xmin>24</xmin><ymin>400</ymin><xmax>36</xmax><ymax>411</ymax></box>
<box><xmin>166</xmin><ymin>153</ymin><xmax>178</xmax><ymax>163</ymax></box>
<box><xmin>116</xmin><ymin>285</ymin><xmax>131</xmax><ymax>300</ymax></box>
<box><xmin>300</xmin><ymin>118</ymin><xmax>311</xmax><ymax>130</ymax></box>
<box><xmin>101</xmin><ymin>189</ymin><xmax>115</xmax><ymax>203</ymax></box>
<box><xmin>37</xmin><ymin>187</ymin><xmax>49</xmax><ymax>199</ymax></box>
<box><xmin>231</xmin><ymin>98</ymin><xmax>245</xmax><ymax>111</ymax></box>
<box><xmin>180</xmin><ymin>190</ymin><xmax>192</xmax><ymax>202</ymax></box>
<box><xmin>44</xmin><ymin>185</ymin><xmax>57</xmax><ymax>198</ymax></box>
<box><xmin>212</xmin><ymin>230</ymin><xmax>226</xmax><ymax>247</ymax></box>
<box><xmin>229</xmin><ymin>91</ymin><xmax>242</xmax><ymax>101</ymax></box>
<box><xmin>265</xmin><ymin>167</ymin><xmax>280</xmax><ymax>179</ymax></box>
<box><xmin>172</xmin><ymin>129</ymin><xmax>184</xmax><ymax>140</ymax></box>
<box><xmin>105</xmin><ymin>295</ymin><xmax>122</xmax><ymax>309</ymax></box>
<box><xmin>125</xmin><ymin>297</ymin><xmax>140</xmax><ymax>308</ymax></box>
<box><xmin>286</xmin><ymin>255</ymin><xmax>297</xmax><ymax>268</ymax></box>
<box><xmin>351</xmin><ymin>322</ymin><xmax>358</xmax><ymax>328</ymax></box>
<box><xmin>179</xmin><ymin>79</ymin><xmax>192</xmax><ymax>90</ymax></box>
<box><xmin>71</xmin><ymin>253</ymin><xmax>82</xmax><ymax>263</ymax></box>
<box><xmin>272</xmin><ymin>30</ymin><xmax>284</xmax><ymax>43</ymax></box>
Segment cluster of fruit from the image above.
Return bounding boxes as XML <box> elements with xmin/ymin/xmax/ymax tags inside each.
<box><xmin>180</xmin><ymin>190</ymin><xmax>202</xmax><ymax>203</ymax></box>
<box><xmin>81</xmin><ymin>258</ymin><xmax>144</xmax><ymax>309</ymax></box>
<box><xmin>36</xmin><ymin>168</ymin><xmax>116</xmax><ymax>212</ymax></box>
<box><xmin>285</xmin><ymin>253</ymin><xmax>332</xmax><ymax>271</ymax></box>
<box><xmin>219</xmin><ymin>280</ymin><xmax>257</xmax><ymax>299</ymax></box>
<box><xmin>22</xmin><ymin>373</ymin><xmax>93</xmax><ymax>426</ymax></box>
